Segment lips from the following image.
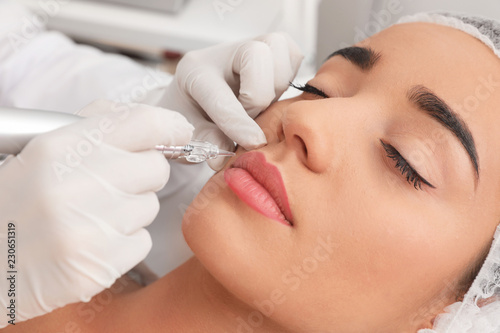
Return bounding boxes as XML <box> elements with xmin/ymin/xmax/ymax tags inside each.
<box><xmin>224</xmin><ymin>151</ymin><xmax>293</xmax><ymax>226</ymax></box>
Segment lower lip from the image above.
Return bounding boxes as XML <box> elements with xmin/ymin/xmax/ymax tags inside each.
<box><xmin>224</xmin><ymin>168</ymin><xmax>291</xmax><ymax>227</ymax></box>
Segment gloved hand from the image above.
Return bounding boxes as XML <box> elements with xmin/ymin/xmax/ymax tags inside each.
<box><xmin>0</xmin><ymin>100</ymin><xmax>193</xmax><ymax>327</ymax></box>
<box><xmin>160</xmin><ymin>32</ymin><xmax>303</xmax><ymax>170</ymax></box>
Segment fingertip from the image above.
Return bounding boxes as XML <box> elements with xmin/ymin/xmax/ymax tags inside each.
<box><xmin>133</xmin><ymin>228</ymin><xmax>153</xmax><ymax>259</ymax></box>
<box><xmin>207</xmin><ymin>109</ymin><xmax>266</xmax><ymax>149</ymax></box>
<box><xmin>207</xmin><ymin>156</ymin><xmax>231</xmax><ymax>171</ymax></box>
<box><xmin>114</xmin><ymin>228</ymin><xmax>153</xmax><ymax>276</ymax></box>
<box><xmin>195</xmin><ymin>132</ymin><xmax>235</xmax><ymax>171</ymax></box>
<box><xmin>217</xmin><ymin>135</ymin><xmax>237</xmax><ymax>153</ymax></box>
<box><xmin>153</xmin><ymin>157</ymin><xmax>171</xmax><ymax>192</ymax></box>
<box><xmin>240</xmin><ymin>125</ymin><xmax>267</xmax><ymax>149</ymax></box>
<box><xmin>195</xmin><ymin>127</ymin><xmax>227</xmax><ymax>149</ymax></box>
<box><xmin>235</xmin><ymin>134</ymin><xmax>267</xmax><ymax>151</ymax></box>
<box><xmin>141</xmin><ymin>105</ymin><xmax>195</xmax><ymax>147</ymax></box>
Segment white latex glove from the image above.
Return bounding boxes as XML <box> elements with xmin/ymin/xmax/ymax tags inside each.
<box><xmin>160</xmin><ymin>32</ymin><xmax>303</xmax><ymax>170</ymax></box>
<box><xmin>0</xmin><ymin>100</ymin><xmax>193</xmax><ymax>327</ymax></box>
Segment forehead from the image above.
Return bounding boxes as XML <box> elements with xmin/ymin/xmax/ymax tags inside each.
<box><xmin>317</xmin><ymin>22</ymin><xmax>500</xmax><ymax>204</ymax></box>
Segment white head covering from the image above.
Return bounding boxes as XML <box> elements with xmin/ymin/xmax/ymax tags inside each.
<box><xmin>394</xmin><ymin>12</ymin><xmax>500</xmax><ymax>333</ymax></box>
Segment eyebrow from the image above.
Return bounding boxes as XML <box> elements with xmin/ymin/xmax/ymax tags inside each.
<box><xmin>407</xmin><ymin>85</ymin><xmax>479</xmax><ymax>179</ymax></box>
<box><xmin>327</xmin><ymin>46</ymin><xmax>381</xmax><ymax>71</ymax></box>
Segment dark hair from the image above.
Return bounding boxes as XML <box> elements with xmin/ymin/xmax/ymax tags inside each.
<box><xmin>453</xmin><ymin>239</ymin><xmax>493</xmax><ymax>302</ymax></box>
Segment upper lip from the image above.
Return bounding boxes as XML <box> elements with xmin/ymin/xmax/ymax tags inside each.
<box><xmin>230</xmin><ymin>151</ymin><xmax>293</xmax><ymax>225</ymax></box>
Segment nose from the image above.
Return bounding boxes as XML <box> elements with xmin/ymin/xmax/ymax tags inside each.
<box><xmin>281</xmin><ymin>99</ymin><xmax>341</xmax><ymax>173</ymax></box>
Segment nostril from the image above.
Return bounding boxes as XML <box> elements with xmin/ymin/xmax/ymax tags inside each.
<box><xmin>294</xmin><ymin>134</ymin><xmax>308</xmax><ymax>159</ymax></box>
<box><xmin>278</xmin><ymin>122</ymin><xmax>285</xmax><ymax>141</ymax></box>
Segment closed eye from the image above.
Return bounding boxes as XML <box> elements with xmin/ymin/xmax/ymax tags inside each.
<box><xmin>290</xmin><ymin>82</ymin><xmax>329</xmax><ymax>98</ymax></box>
<box><xmin>292</xmin><ymin>82</ymin><xmax>433</xmax><ymax>190</ymax></box>
<box><xmin>380</xmin><ymin>140</ymin><xmax>435</xmax><ymax>190</ymax></box>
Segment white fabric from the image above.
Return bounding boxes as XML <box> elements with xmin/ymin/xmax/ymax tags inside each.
<box><xmin>395</xmin><ymin>12</ymin><xmax>500</xmax><ymax>333</ymax></box>
<box><xmin>0</xmin><ymin>100</ymin><xmax>194</xmax><ymax>327</ymax></box>
<box><xmin>397</xmin><ymin>12</ymin><xmax>500</xmax><ymax>58</ymax></box>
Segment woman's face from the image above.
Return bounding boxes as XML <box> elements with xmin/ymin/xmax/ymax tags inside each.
<box><xmin>183</xmin><ymin>23</ymin><xmax>500</xmax><ymax>332</ymax></box>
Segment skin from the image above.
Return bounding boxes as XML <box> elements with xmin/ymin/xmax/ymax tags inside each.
<box><xmin>182</xmin><ymin>22</ymin><xmax>500</xmax><ymax>332</ymax></box>
<box><xmin>6</xmin><ymin>22</ymin><xmax>500</xmax><ymax>333</ymax></box>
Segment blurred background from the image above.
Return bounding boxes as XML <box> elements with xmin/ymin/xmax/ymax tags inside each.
<box><xmin>15</xmin><ymin>0</ymin><xmax>500</xmax><ymax>276</ymax></box>
<box><xmin>16</xmin><ymin>0</ymin><xmax>500</xmax><ymax>74</ymax></box>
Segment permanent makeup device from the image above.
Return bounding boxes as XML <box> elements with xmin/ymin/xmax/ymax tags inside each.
<box><xmin>0</xmin><ymin>107</ymin><xmax>234</xmax><ymax>162</ymax></box>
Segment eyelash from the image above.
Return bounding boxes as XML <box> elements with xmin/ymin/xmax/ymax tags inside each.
<box><xmin>292</xmin><ymin>82</ymin><xmax>434</xmax><ymax>191</ymax></box>
<box><xmin>290</xmin><ymin>82</ymin><xmax>329</xmax><ymax>98</ymax></box>
<box><xmin>380</xmin><ymin>140</ymin><xmax>434</xmax><ymax>190</ymax></box>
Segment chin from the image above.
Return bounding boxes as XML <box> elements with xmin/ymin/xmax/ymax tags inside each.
<box><xmin>181</xmin><ymin>170</ymin><xmax>294</xmax><ymax>310</ymax></box>
<box><xmin>182</xmin><ymin>170</ymin><xmax>246</xmax><ymax>271</ymax></box>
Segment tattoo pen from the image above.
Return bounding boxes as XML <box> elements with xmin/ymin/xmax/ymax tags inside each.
<box><xmin>0</xmin><ymin>107</ymin><xmax>235</xmax><ymax>162</ymax></box>
<box><xmin>155</xmin><ymin>141</ymin><xmax>235</xmax><ymax>163</ymax></box>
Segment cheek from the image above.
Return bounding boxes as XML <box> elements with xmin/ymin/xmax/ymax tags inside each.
<box><xmin>280</xmin><ymin>171</ymin><xmax>465</xmax><ymax>329</ymax></box>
